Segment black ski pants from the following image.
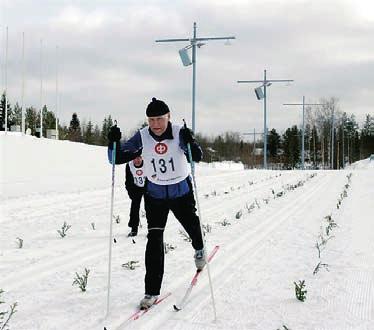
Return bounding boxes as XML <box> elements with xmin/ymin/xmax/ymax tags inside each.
<box><xmin>144</xmin><ymin>192</ymin><xmax>204</xmax><ymax>295</ymax></box>
<box><xmin>128</xmin><ymin>191</ymin><xmax>143</xmax><ymax>230</ymax></box>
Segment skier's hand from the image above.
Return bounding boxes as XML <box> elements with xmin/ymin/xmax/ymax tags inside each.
<box><xmin>180</xmin><ymin>127</ymin><xmax>195</xmax><ymax>144</ymax></box>
<box><xmin>108</xmin><ymin>125</ymin><xmax>122</xmax><ymax>143</ymax></box>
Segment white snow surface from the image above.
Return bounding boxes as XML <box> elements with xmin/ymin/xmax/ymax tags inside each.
<box><xmin>1</xmin><ymin>133</ymin><xmax>374</xmax><ymax>330</ymax></box>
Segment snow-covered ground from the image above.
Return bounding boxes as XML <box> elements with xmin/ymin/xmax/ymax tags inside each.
<box><xmin>1</xmin><ymin>132</ymin><xmax>373</xmax><ymax>330</ymax></box>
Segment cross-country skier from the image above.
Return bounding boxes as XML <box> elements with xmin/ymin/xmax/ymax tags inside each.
<box><xmin>125</xmin><ymin>156</ymin><xmax>146</xmax><ymax>237</ymax></box>
<box><xmin>108</xmin><ymin>97</ymin><xmax>205</xmax><ymax>309</ymax></box>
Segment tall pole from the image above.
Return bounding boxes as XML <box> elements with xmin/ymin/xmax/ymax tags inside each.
<box><xmin>55</xmin><ymin>46</ymin><xmax>59</xmax><ymax>140</ymax></box>
<box><xmin>40</xmin><ymin>39</ymin><xmax>43</xmax><ymax>138</ymax></box>
<box><xmin>283</xmin><ymin>99</ymin><xmax>324</xmax><ymax>170</ymax></box>
<box><xmin>238</xmin><ymin>71</ymin><xmax>293</xmax><ymax>169</ymax></box>
<box><xmin>253</xmin><ymin>128</ymin><xmax>256</xmax><ymax>168</ymax></box>
<box><xmin>263</xmin><ymin>70</ymin><xmax>267</xmax><ymax>169</ymax></box>
<box><xmin>156</xmin><ymin>23</ymin><xmax>235</xmax><ymax>133</ymax></box>
<box><xmin>331</xmin><ymin>107</ymin><xmax>335</xmax><ymax>169</ymax></box>
<box><xmin>242</xmin><ymin>130</ymin><xmax>264</xmax><ymax>169</ymax></box>
<box><xmin>302</xmin><ymin>96</ymin><xmax>305</xmax><ymax>169</ymax></box>
<box><xmin>21</xmin><ymin>32</ymin><xmax>25</xmax><ymax>134</ymax></box>
<box><xmin>5</xmin><ymin>26</ymin><xmax>8</xmax><ymax>132</ymax></box>
<box><xmin>342</xmin><ymin>123</ymin><xmax>344</xmax><ymax>168</ymax></box>
<box><xmin>192</xmin><ymin>22</ymin><xmax>197</xmax><ymax>132</ymax></box>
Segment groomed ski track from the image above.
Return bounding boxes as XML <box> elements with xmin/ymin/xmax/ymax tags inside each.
<box><xmin>2</xmin><ymin>167</ymin><xmax>374</xmax><ymax>330</ymax></box>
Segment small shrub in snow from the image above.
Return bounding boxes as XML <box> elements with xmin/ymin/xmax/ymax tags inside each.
<box><xmin>140</xmin><ymin>210</ymin><xmax>146</xmax><ymax>218</ymax></box>
<box><xmin>263</xmin><ymin>198</ymin><xmax>270</xmax><ymax>204</ymax></box>
<box><xmin>235</xmin><ymin>210</ymin><xmax>243</xmax><ymax>219</ymax></box>
<box><xmin>313</xmin><ymin>262</ymin><xmax>329</xmax><ymax>275</ymax></box>
<box><xmin>217</xmin><ymin>219</ymin><xmax>231</xmax><ymax>226</ymax></box>
<box><xmin>91</xmin><ymin>222</ymin><xmax>95</xmax><ymax>230</ymax></box>
<box><xmin>113</xmin><ymin>215</ymin><xmax>121</xmax><ymax>224</ymax></box>
<box><xmin>325</xmin><ymin>215</ymin><xmax>338</xmax><ymax>236</ymax></box>
<box><xmin>277</xmin><ymin>325</ymin><xmax>290</xmax><ymax>330</ymax></box>
<box><xmin>255</xmin><ymin>199</ymin><xmax>260</xmax><ymax>208</ymax></box>
<box><xmin>294</xmin><ymin>280</ymin><xmax>307</xmax><ymax>302</ymax></box>
<box><xmin>245</xmin><ymin>202</ymin><xmax>256</xmax><ymax>213</ymax></box>
<box><xmin>211</xmin><ymin>190</ymin><xmax>217</xmax><ymax>197</ymax></box>
<box><xmin>122</xmin><ymin>261</ymin><xmax>140</xmax><ymax>270</ymax></box>
<box><xmin>0</xmin><ymin>289</ymin><xmax>17</xmax><ymax>330</ymax></box>
<box><xmin>179</xmin><ymin>230</ymin><xmax>192</xmax><ymax>242</ymax></box>
<box><xmin>72</xmin><ymin>268</ymin><xmax>90</xmax><ymax>292</ymax></box>
<box><xmin>202</xmin><ymin>224</ymin><xmax>212</xmax><ymax>235</ymax></box>
<box><xmin>15</xmin><ymin>237</ymin><xmax>23</xmax><ymax>249</ymax></box>
<box><xmin>57</xmin><ymin>222</ymin><xmax>71</xmax><ymax>238</ymax></box>
<box><xmin>164</xmin><ymin>243</ymin><xmax>176</xmax><ymax>254</ymax></box>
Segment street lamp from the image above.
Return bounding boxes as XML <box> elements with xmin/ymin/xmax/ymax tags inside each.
<box><xmin>156</xmin><ymin>22</ymin><xmax>235</xmax><ymax>132</ymax></box>
<box><xmin>283</xmin><ymin>97</ymin><xmax>324</xmax><ymax>170</ymax></box>
<box><xmin>238</xmin><ymin>69</ymin><xmax>293</xmax><ymax>169</ymax></box>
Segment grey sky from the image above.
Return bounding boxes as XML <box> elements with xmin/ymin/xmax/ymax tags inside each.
<box><xmin>1</xmin><ymin>0</ymin><xmax>374</xmax><ymax>137</ymax></box>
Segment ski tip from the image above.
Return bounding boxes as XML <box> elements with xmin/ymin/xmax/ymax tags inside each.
<box><xmin>173</xmin><ymin>304</ymin><xmax>181</xmax><ymax>312</ymax></box>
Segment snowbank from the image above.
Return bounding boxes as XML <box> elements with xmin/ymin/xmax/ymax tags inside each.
<box><xmin>0</xmin><ymin>134</ymin><xmax>244</xmax><ymax>199</ymax></box>
<box><xmin>0</xmin><ymin>132</ymin><xmax>114</xmax><ymax>198</ymax></box>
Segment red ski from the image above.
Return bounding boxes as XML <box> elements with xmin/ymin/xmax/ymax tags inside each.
<box><xmin>173</xmin><ymin>245</ymin><xmax>220</xmax><ymax>311</ymax></box>
<box><xmin>127</xmin><ymin>292</ymin><xmax>172</xmax><ymax>321</ymax></box>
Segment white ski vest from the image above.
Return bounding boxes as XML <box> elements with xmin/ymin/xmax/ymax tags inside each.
<box><xmin>129</xmin><ymin>161</ymin><xmax>146</xmax><ymax>187</ymax></box>
<box><xmin>139</xmin><ymin>124</ymin><xmax>189</xmax><ymax>185</ymax></box>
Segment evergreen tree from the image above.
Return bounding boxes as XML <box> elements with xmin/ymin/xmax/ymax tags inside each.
<box><xmin>68</xmin><ymin>113</ymin><xmax>82</xmax><ymax>142</ymax></box>
<box><xmin>268</xmin><ymin>128</ymin><xmax>281</xmax><ymax>158</ymax></box>
<box><xmin>0</xmin><ymin>92</ymin><xmax>12</xmax><ymax>130</ymax></box>
<box><xmin>101</xmin><ymin>117</ymin><xmax>108</xmax><ymax>145</ymax></box>
<box><xmin>42</xmin><ymin>106</ymin><xmax>57</xmax><ymax>137</ymax></box>
<box><xmin>93</xmin><ymin>124</ymin><xmax>101</xmax><ymax>145</ymax></box>
<box><xmin>83</xmin><ymin>120</ymin><xmax>94</xmax><ymax>145</ymax></box>
<box><xmin>360</xmin><ymin>114</ymin><xmax>374</xmax><ymax>158</ymax></box>
<box><xmin>25</xmin><ymin>106</ymin><xmax>38</xmax><ymax>134</ymax></box>
<box><xmin>282</xmin><ymin>125</ymin><xmax>300</xmax><ymax>168</ymax></box>
<box><xmin>10</xmin><ymin>102</ymin><xmax>22</xmax><ymax>128</ymax></box>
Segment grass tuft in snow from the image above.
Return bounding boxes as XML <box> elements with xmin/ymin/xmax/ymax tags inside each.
<box><xmin>294</xmin><ymin>280</ymin><xmax>307</xmax><ymax>302</ymax></box>
<box><xmin>0</xmin><ymin>289</ymin><xmax>18</xmax><ymax>330</ymax></box>
<box><xmin>179</xmin><ymin>230</ymin><xmax>192</xmax><ymax>242</ymax></box>
<box><xmin>164</xmin><ymin>243</ymin><xmax>176</xmax><ymax>254</ymax></box>
<box><xmin>121</xmin><ymin>261</ymin><xmax>140</xmax><ymax>270</ymax></box>
<box><xmin>57</xmin><ymin>222</ymin><xmax>71</xmax><ymax>238</ymax></box>
<box><xmin>15</xmin><ymin>237</ymin><xmax>23</xmax><ymax>249</ymax></box>
<box><xmin>72</xmin><ymin>268</ymin><xmax>90</xmax><ymax>292</ymax></box>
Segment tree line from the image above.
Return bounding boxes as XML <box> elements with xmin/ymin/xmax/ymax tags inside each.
<box><xmin>1</xmin><ymin>93</ymin><xmax>373</xmax><ymax>169</ymax></box>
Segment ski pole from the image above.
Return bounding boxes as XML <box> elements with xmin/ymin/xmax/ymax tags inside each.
<box><xmin>106</xmin><ymin>139</ymin><xmax>117</xmax><ymax>317</ymax></box>
<box><xmin>183</xmin><ymin>120</ymin><xmax>217</xmax><ymax>320</ymax></box>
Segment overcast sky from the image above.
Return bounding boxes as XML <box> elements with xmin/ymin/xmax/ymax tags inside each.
<box><xmin>1</xmin><ymin>0</ymin><xmax>374</xmax><ymax>137</ymax></box>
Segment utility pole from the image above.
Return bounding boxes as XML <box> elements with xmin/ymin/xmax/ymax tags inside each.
<box><xmin>242</xmin><ymin>129</ymin><xmax>264</xmax><ymax>168</ymax></box>
<box><xmin>156</xmin><ymin>22</ymin><xmax>235</xmax><ymax>133</ymax></box>
<box><xmin>238</xmin><ymin>69</ymin><xmax>293</xmax><ymax>169</ymax></box>
<box><xmin>283</xmin><ymin>97</ymin><xmax>323</xmax><ymax>170</ymax></box>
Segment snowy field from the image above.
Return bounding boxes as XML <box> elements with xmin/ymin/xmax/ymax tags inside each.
<box><xmin>1</xmin><ymin>132</ymin><xmax>374</xmax><ymax>330</ymax></box>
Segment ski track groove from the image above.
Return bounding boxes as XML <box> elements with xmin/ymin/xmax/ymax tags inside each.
<box><xmin>1</xmin><ymin>170</ymin><xmax>332</xmax><ymax>330</ymax></box>
<box><xmin>113</xmin><ymin>171</ymin><xmax>336</xmax><ymax>329</ymax></box>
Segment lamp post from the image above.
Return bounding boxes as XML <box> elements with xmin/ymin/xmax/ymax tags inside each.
<box><xmin>238</xmin><ymin>69</ymin><xmax>293</xmax><ymax>169</ymax></box>
<box><xmin>283</xmin><ymin>97</ymin><xmax>323</xmax><ymax>170</ymax></box>
<box><xmin>156</xmin><ymin>22</ymin><xmax>235</xmax><ymax>133</ymax></box>
<box><xmin>4</xmin><ymin>26</ymin><xmax>8</xmax><ymax>132</ymax></box>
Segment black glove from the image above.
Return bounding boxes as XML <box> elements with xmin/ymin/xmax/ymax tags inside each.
<box><xmin>108</xmin><ymin>125</ymin><xmax>122</xmax><ymax>143</ymax></box>
<box><xmin>180</xmin><ymin>127</ymin><xmax>195</xmax><ymax>144</ymax></box>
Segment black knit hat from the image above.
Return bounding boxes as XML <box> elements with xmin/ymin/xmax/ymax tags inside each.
<box><xmin>146</xmin><ymin>97</ymin><xmax>170</xmax><ymax>117</ymax></box>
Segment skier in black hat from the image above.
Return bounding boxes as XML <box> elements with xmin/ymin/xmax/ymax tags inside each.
<box><xmin>108</xmin><ymin>97</ymin><xmax>205</xmax><ymax>309</ymax></box>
